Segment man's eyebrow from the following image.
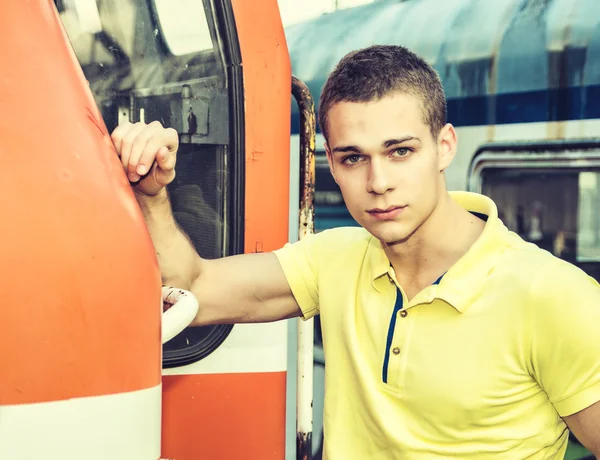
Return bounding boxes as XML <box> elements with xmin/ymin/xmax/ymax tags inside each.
<box><xmin>382</xmin><ymin>136</ymin><xmax>420</xmax><ymax>148</ymax></box>
<box><xmin>331</xmin><ymin>145</ymin><xmax>364</xmax><ymax>154</ymax></box>
<box><xmin>331</xmin><ymin>136</ymin><xmax>420</xmax><ymax>154</ymax></box>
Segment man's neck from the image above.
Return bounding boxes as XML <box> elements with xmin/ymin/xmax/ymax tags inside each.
<box><xmin>382</xmin><ymin>193</ymin><xmax>486</xmax><ymax>299</ymax></box>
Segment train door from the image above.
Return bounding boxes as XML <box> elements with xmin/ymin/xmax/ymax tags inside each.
<box><xmin>57</xmin><ymin>0</ymin><xmax>291</xmax><ymax>458</ymax></box>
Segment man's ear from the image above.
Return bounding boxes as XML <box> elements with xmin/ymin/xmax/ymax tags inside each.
<box><xmin>325</xmin><ymin>142</ymin><xmax>338</xmax><ymax>184</ymax></box>
<box><xmin>437</xmin><ymin>123</ymin><xmax>458</xmax><ymax>172</ymax></box>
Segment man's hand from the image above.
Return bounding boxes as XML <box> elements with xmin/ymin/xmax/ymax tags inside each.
<box><xmin>111</xmin><ymin>121</ymin><xmax>178</xmax><ymax>197</ymax></box>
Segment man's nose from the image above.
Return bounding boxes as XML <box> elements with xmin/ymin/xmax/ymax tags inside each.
<box><xmin>367</xmin><ymin>161</ymin><xmax>392</xmax><ymax>195</ymax></box>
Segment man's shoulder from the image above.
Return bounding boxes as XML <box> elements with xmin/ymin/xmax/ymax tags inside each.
<box><xmin>275</xmin><ymin>226</ymin><xmax>372</xmax><ymax>263</ymax></box>
<box><xmin>300</xmin><ymin>226</ymin><xmax>373</xmax><ymax>266</ymax></box>
<box><xmin>502</xmin><ymin>232</ymin><xmax>585</xmax><ymax>274</ymax></box>
<box><xmin>499</xmin><ymin>232</ymin><xmax>599</xmax><ymax>301</ymax></box>
<box><xmin>311</xmin><ymin>226</ymin><xmax>372</xmax><ymax>246</ymax></box>
<box><xmin>273</xmin><ymin>226</ymin><xmax>372</xmax><ymax>286</ymax></box>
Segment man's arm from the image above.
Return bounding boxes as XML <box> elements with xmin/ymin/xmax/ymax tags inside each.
<box><xmin>112</xmin><ymin>121</ymin><xmax>302</xmax><ymax>326</ymax></box>
<box><xmin>564</xmin><ymin>401</ymin><xmax>600</xmax><ymax>458</ymax></box>
<box><xmin>528</xmin><ymin>258</ymin><xmax>600</xmax><ymax>458</ymax></box>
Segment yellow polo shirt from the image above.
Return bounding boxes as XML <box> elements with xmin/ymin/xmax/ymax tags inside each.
<box><xmin>274</xmin><ymin>191</ymin><xmax>600</xmax><ymax>459</ymax></box>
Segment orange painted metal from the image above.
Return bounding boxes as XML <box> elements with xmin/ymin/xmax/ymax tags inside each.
<box><xmin>0</xmin><ymin>0</ymin><xmax>162</xmax><ymax>405</ymax></box>
<box><xmin>236</xmin><ymin>0</ymin><xmax>292</xmax><ymax>255</ymax></box>
<box><xmin>161</xmin><ymin>372</ymin><xmax>287</xmax><ymax>459</ymax></box>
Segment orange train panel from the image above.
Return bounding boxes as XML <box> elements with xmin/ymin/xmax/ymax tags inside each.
<box><xmin>0</xmin><ymin>0</ymin><xmax>162</xmax><ymax>404</ymax></box>
<box><xmin>232</xmin><ymin>0</ymin><xmax>292</xmax><ymax>254</ymax></box>
<box><xmin>161</xmin><ymin>372</ymin><xmax>287</xmax><ymax>459</ymax></box>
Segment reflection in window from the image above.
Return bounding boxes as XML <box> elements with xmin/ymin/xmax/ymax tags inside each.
<box><xmin>481</xmin><ymin>169</ymin><xmax>600</xmax><ymax>264</ymax></box>
<box><xmin>153</xmin><ymin>0</ymin><xmax>213</xmax><ymax>55</ymax></box>
<box><xmin>67</xmin><ymin>0</ymin><xmax>102</xmax><ymax>34</ymax></box>
<box><xmin>59</xmin><ymin>0</ymin><xmax>133</xmax><ymax>68</ymax></box>
<box><xmin>578</xmin><ymin>172</ymin><xmax>600</xmax><ymax>262</ymax></box>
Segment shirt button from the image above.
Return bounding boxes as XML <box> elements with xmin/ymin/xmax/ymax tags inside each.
<box><xmin>388</xmin><ymin>276</ymin><xmax>394</xmax><ymax>284</ymax></box>
<box><xmin>400</xmin><ymin>310</ymin><xmax>408</xmax><ymax>318</ymax></box>
<box><xmin>392</xmin><ymin>347</ymin><xmax>400</xmax><ymax>355</ymax></box>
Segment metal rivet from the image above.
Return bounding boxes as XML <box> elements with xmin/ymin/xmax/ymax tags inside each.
<box><xmin>392</xmin><ymin>347</ymin><xmax>400</xmax><ymax>355</ymax></box>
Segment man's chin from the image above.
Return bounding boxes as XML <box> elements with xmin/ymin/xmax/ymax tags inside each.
<box><xmin>362</xmin><ymin>222</ymin><xmax>412</xmax><ymax>246</ymax></box>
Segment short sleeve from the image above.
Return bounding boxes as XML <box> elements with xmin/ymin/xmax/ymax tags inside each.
<box><xmin>530</xmin><ymin>259</ymin><xmax>600</xmax><ymax>416</ymax></box>
<box><xmin>273</xmin><ymin>233</ymin><xmax>321</xmax><ymax>320</ymax></box>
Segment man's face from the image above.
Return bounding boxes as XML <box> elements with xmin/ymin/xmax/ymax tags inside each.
<box><xmin>325</xmin><ymin>92</ymin><xmax>456</xmax><ymax>245</ymax></box>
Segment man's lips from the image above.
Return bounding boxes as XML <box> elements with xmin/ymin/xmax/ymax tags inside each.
<box><xmin>367</xmin><ymin>206</ymin><xmax>406</xmax><ymax>213</ymax></box>
<box><xmin>367</xmin><ymin>205</ymin><xmax>407</xmax><ymax>220</ymax></box>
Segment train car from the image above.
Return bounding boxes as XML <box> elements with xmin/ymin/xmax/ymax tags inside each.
<box><xmin>55</xmin><ymin>0</ymin><xmax>297</xmax><ymax>458</ymax></box>
<box><xmin>287</xmin><ymin>0</ymin><xmax>600</xmax><ymax>458</ymax></box>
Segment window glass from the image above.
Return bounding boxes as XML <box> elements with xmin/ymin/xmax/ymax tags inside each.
<box><xmin>481</xmin><ymin>169</ymin><xmax>600</xmax><ymax>267</ymax></box>
<box><xmin>577</xmin><ymin>172</ymin><xmax>600</xmax><ymax>261</ymax></box>
<box><xmin>153</xmin><ymin>0</ymin><xmax>213</xmax><ymax>55</ymax></box>
<box><xmin>58</xmin><ymin>0</ymin><xmax>221</xmax><ymax>91</ymax></box>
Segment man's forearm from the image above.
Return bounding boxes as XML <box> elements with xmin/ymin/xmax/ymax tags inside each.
<box><xmin>135</xmin><ymin>189</ymin><xmax>201</xmax><ymax>289</ymax></box>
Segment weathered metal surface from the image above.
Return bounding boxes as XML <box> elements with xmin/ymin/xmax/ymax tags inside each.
<box><xmin>292</xmin><ymin>75</ymin><xmax>316</xmax><ymax>460</ymax></box>
<box><xmin>296</xmin><ymin>431</ymin><xmax>313</xmax><ymax>460</ymax></box>
<box><xmin>293</xmin><ymin>75</ymin><xmax>316</xmax><ymax>239</ymax></box>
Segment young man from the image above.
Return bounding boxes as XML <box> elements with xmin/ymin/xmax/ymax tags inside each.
<box><xmin>112</xmin><ymin>45</ymin><xmax>600</xmax><ymax>459</ymax></box>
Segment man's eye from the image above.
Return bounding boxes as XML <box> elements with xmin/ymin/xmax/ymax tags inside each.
<box><xmin>343</xmin><ymin>154</ymin><xmax>362</xmax><ymax>164</ymax></box>
<box><xmin>393</xmin><ymin>148</ymin><xmax>410</xmax><ymax>157</ymax></box>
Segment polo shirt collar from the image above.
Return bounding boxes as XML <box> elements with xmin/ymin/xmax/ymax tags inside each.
<box><xmin>368</xmin><ymin>236</ymin><xmax>391</xmax><ymax>282</ymax></box>
<box><xmin>436</xmin><ymin>192</ymin><xmax>507</xmax><ymax>312</ymax></box>
<box><xmin>368</xmin><ymin>191</ymin><xmax>508</xmax><ymax>313</ymax></box>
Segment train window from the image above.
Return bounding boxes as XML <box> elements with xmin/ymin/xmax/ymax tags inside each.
<box><xmin>57</xmin><ymin>0</ymin><xmax>224</xmax><ymax>100</ymax></box>
<box><xmin>578</xmin><ymin>172</ymin><xmax>600</xmax><ymax>262</ymax></box>
<box><xmin>470</xmin><ymin>145</ymin><xmax>600</xmax><ymax>280</ymax></box>
<box><xmin>152</xmin><ymin>0</ymin><xmax>213</xmax><ymax>55</ymax></box>
<box><xmin>481</xmin><ymin>170</ymin><xmax>600</xmax><ymax>261</ymax></box>
<box><xmin>59</xmin><ymin>0</ymin><xmax>242</xmax><ymax>367</ymax></box>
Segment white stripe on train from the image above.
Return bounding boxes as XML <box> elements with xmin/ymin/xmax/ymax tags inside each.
<box><xmin>162</xmin><ymin>321</ymin><xmax>288</xmax><ymax>376</ymax></box>
<box><xmin>0</xmin><ymin>384</ymin><xmax>161</xmax><ymax>460</ymax></box>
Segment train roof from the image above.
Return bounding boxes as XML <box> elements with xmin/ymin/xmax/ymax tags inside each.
<box><xmin>286</xmin><ymin>0</ymin><xmax>600</xmax><ymax>129</ymax></box>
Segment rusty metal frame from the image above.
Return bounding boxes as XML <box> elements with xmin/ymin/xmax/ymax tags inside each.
<box><xmin>292</xmin><ymin>75</ymin><xmax>316</xmax><ymax>460</ymax></box>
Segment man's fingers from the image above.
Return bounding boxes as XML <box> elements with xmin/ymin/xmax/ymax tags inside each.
<box><xmin>136</xmin><ymin>126</ymin><xmax>179</xmax><ymax>176</ymax></box>
<box><xmin>110</xmin><ymin>121</ymin><xmax>133</xmax><ymax>156</ymax></box>
<box><xmin>136</xmin><ymin>127</ymin><xmax>177</xmax><ymax>176</ymax></box>
<box><xmin>127</xmin><ymin>122</ymin><xmax>166</xmax><ymax>180</ymax></box>
<box><xmin>119</xmin><ymin>122</ymin><xmax>151</xmax><ymax>181</ymax></box>
<box><xmin>156</xmin><ymin>146</ymin><xmax>176</xmax><ymax>173</ymax></box>
<box><xmin>163</xmin><ymin>127</ymin><xmax>179</xmax><ymax>154</ymax></box>
<box><xmin>110</xmin><ymin>121</ymin><xmax>178</xmax><ymax>189</ymax></box>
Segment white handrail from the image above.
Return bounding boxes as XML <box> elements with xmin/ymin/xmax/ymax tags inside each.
<box><xmin>297</xmin><ymin>315</ymin><xmax>314</xmax><ymax>446</ymax></box>
<box><xmin>161</xmin><ymin>286</ymin><xmax>199</xmax><ymax>344</ymax></box>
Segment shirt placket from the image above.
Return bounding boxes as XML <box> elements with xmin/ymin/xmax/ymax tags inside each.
<box><xmin>382</xmin><ymin>274</ymin><xmax>411</xmax><ymax>389</ymax></box>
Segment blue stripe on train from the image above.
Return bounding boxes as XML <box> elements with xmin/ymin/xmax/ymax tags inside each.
<box><xmin>291</xmin><ymin>85</ymin><xmax>600</xmax><ymax>135</ymax></box>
